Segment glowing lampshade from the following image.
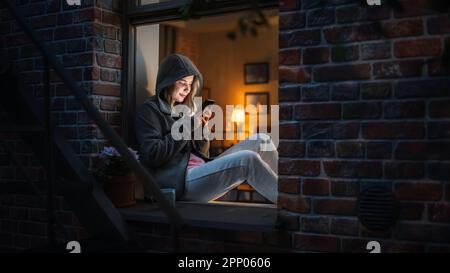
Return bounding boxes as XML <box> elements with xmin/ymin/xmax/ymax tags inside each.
<box><xmin>231</xmin><ymin>109</ymin><xmax>245</xmax><ymax>123</ymax></box>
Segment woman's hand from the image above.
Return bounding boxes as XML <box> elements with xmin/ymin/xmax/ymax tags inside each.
<box><xmin>201</xmin><ymin>108</ymin><xmax>212</xmax><ymax>126</ymax></box>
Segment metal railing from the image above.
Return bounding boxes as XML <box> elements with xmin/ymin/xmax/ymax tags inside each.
<box><xmin>2</xmin><ymin>0</ymin><xmax>183</xmax><ymax>229</ymax></box>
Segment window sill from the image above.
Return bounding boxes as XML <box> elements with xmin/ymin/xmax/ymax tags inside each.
<box><xmin>119</xmin><ymin>200</ymin><xmax>278</xmax><ymax>232</ymax></box>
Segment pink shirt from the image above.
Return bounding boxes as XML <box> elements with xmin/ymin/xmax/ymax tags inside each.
<box><xmin>187</xmin><ymin>153</ymin><xmax>205</xmax><ymax>170</ymax></box>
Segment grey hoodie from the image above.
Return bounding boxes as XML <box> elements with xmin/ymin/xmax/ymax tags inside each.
<box><xmin>135</xmin><ymin>54</ymin><xmax>210</xmax><ymax>200</ymax></box>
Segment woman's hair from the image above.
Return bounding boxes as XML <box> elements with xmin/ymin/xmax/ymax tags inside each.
<box><xmin>164</xmin><ymin>76</ymin><xmax>200</xmax><ymax>115</ymax></box>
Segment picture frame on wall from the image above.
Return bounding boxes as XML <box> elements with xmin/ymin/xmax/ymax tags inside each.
<box><xmin>244</xmin><ymin>62</ymin><xmax>269</xmax><ymax>84</ymax></box>
<box><xmin>245</xmin><ymin>92</ymin><xmax>270</xmax><ymax>114</ymax></box>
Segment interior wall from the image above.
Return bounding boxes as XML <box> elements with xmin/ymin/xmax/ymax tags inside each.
<box><xmin>197</xmin><ymin>24</ymin><xmax>279</xmax><ymax>146</ymax></box>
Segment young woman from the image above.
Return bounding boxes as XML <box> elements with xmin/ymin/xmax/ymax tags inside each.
<box><xmin>135</xmin><ymin>54</ymin><xmax>278</xmax><ymax>203</ymax></box>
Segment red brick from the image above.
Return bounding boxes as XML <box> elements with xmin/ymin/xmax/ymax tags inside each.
<box><xmin>396</xmin><ymin>223</ymin><xmax>450</xmax><ymax>243</ymax></box>
<box><xmin>102</xmin><ymin>10</ymin><xmax>121</xmax><ymax>26</ymax></box>
<box><xmin>307</xmin><ymin>8</ymin><xmax>334</xmax><ymax>27</ymax></box>
<box><xmin>225</xmin><ymin>230</ymin><xmax>263</xmax><ymax>244</ymax></box>
<box><xmin>301</xmin><ymin>85</ymin><xmax>329</xmax><ymax>102</ymax></box>
<box><xmin>381</xmin><ymin>242</ymin><xmax>425</xmax><ymax>253</ymax></box>
<box><xmin>279</xmin><ymin>159</ymin><xmax>320</xmax><ymax>176</ymax></box>
<box><xmin>74</xmin><ymin>8</ymin><xmax>102</xmax><ymax>23</ymax></box>
<box><xmin>280</xmin><ymin>11</ymin><xmax>305</xmax><ymax>30</ymax></box>
<box><xmin>100</xmin><ymin>69</ymin><xmax>119</xmax><ymax>82</ymax></box>
<box><xmin>31</xmin><ymin>14</ymin><xmax>57</xmax><ymax>29</ymax></box>
<box><xmin>279</xmin><ymin>49</ymin><xmax>301</xmax><ymax>65</ymax></box>
<box><xmin>307</xmin><ymin>141</ymin><xmax>335</xmax><ymax>157</ymax></box>
<box><xmin>385</xmin><ymin>162</ymin><xmax>425</xmax><ymax>179</ymax></box>
<box><xmin>360</xmin><ymin>82</ymin><xmax>391</xmax><ymax>99</ymax></box>
<box><xmin>279</xmin><ymin>123</ymin><xmax>301</xmax><ymax>139</ymax></box>
<box><xmin>277</xmin><ymin>211</ymin><xmax>300</xmax><ymax>230</ymax></box>
<box><xmin>429</xmin><ymin>99</ymin><xmax>450</xmax><ymax>118</ymax></box>
<box><xmin>280</xmin><ymin>0</ymin><xmax>301</xmax><ymax>12</ymax></box>
<box><xmin>100</xmin><ymin>98</ymin><xmax>121</xmax><ymax>111</ymax></box>
<box><xmin>279</xmin><ymin>105</ymin><xmax>293</xmax><ymax>120</ymax></box>
<box><xmin>63</xmin><ymin>53</ymin><xmax>93</xmax><ymax>67</ymax></box>
<box><xmin>362</xmin><ymin>122</ymin><xmax>424</xmax><ymax>139</ymax></box>
<box><xmin>96</xmin><ymin>53</ymin><xmax>122</xmax><ymax>69</ymax></box>
<box><xmin>341</xmin><ymin>239</ymin><xmax>368</xmax><ymax>253</ymax></box>
<box><xmin>394</xmin><ymin>0</ymin><xmax>435</xmax><ymax>18</ymax></box>
<box><xmin>279</xmin><ymin>30</ymin><xmax>321</xmax><ymax>48</ymax></box>
<box><xmin>92</xmin><ymin>83</ymin><xmax>121</xmax><ymax>96</ymax></box>
<box><xmin>324</xmin><ymin>161</ymin><xmax>382</xmax><ymax>178</ymax></box>
<box><xmin>428</xmin><ymin>162</ymin><xmax>450</xmax><ymax>180</ymax></box>
<box><xmin>395</xmin><ymin>182</ymin><xmax>442</xmax><ymax>201</ymax></box>
<box><xmin>384</xmin><ymin>101</ymin><xmax>425</xmax><ymax>119</ymax></box>
<box><xmin>427</xmin><ymin>15</ymin><xmax>450</xmax><ymax>34</ymax></box>
<box><xmin>294</xmin><ymin>103</ymin><xmax>341</xmax><ymax>120</ymax></box>
<box><xmin>104</xmin><ymin>40</ymin><xmax>121</xmax><ymax>54</ymax></box>
<box><xmin>330</xmin><ymin>181</ymin><xmax>360</xmax><ymax>197</ymax></box>
<box><xmin>278</xmin><ymin>141</ymin><xmax>305</xmax><ymax>157</ymax></box>
<box><xmin>360</xmin><ymin>42</ymin><xmax>390</xmax><ymax>60</ymax></box>
<box><xmin>294</xmin><ymin>234</ymin><xmax>340</xmax><ymax>252</ymax></box>
<box><xmin>278</xmin><ymin>177</ymin><xmax>301</xmax><ymax>194</ymax></box>
<box><xmin>336</xmin><ymin>5</ymin><xmax>390</xmax><ymax>23</ymax></box>
<box><xmin>303</xmin><ymin>178</ymin><xmax>329</xmax><ymax>196</ymax></box>
<box><xmin>303</xmin><ymin>47</ymin><xmax>329</xmax><ymax>64</ymax></box>
<box><xmin>278</xmin><ymin>194</ymin><xmax>311</xmax><ymax>213</ymax></box>
<box><xmin>314</xmin><ymin>64</ymin><xmax>370</xmax><ymax>82</ymax></box>
<box><xmin>331</xmin><ymin>83</ymin><xmax>359</xmax><ymax>100</ymax></box>
<box><xmin>54</xmin><ymin>25</ymin><xmax>84</xmax><ymax>40</ymax></box>
<box><xmin>313</xmin><ymin>198</ymin><xmax>356</xmax><ymax>216</ymax></box>
<box><xmin>428</xmin><ymin>203</ymin><xmax>450</xmax><ymax>223</ymax></box>
<box><xmin>383</xmin><ymin>19</ymin><xmax>424</xmax><ymax>37</ymax></box>
<box><xmin>263</xmin><ymin>232</ymin><xmax>292</xmax><ymax>248</ymax></box>
<box><xmin>373</xmin><ymin>60</ymin><xmax>424</xmax><ymax>79</ymax></box>
<box><xmin>394</xmin><ymin>38</ymin><xmax>441</xmax><ymax>58</ymax></box>
<box><xmin>301</xmin><ymin>216</ymin><xmax>329</xmax><ymax>233</ymax></box>
<box><xmin>336</xmin><ymin>141</ymin><xmax>365</xmax><ymax>158</ymax></box>
<box><xmin>399</xmin><ymin>202</ymin><xmax>425</xmax><ymax>220</ymax></box>
<box><xmin>396</xmin><ymin>79</ymin><xmax>450</xmax><ymax>98</ymax></box>
<box><xmin>427</xmin><ymin>121</ymin><xmax>450</xmax><ymax>139</ymax></box>
<box><xmin>330</xmin><ymin>217</ymin><xmax>359</xmax><ymax>236</ymax></box>
<box><xmin>324</xmin><ymin>24</ymin><xmax>381</xmax><ymax>44</ymax></box>
<box><xmin>343</xmin><ymin>102</ymin><xmax>381</xmax><ymax>119</ymax></box>
<box><xmin>331</xmin><ymin>44</ymin><xmax>359</xmax><ymax>62</ymax></box>
<box><xmin>279</xmin><ymin>87</ymin><xmax>300</xmax><ymax>102</ymax></box>
<box><xmin>428</xmin><ymin>57</ymin><xmax>450</xmax><ymax>77</ymax></box>
<box><xmin>395</xmin><ymin>142</ymin><xmax>450</xmax><ymax>160</ymax></box>
<box><xmin>279</xmin><ymin>67</ymin><xmax>311</xmax><ymax>83</ymax></box>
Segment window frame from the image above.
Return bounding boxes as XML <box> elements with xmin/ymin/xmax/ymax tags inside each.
<box><xmin>121</xmin><ymin>0</ymin><xmax>278</xmax><ymax>146</ymax></box>
<box><xmin>122</xmin><ymin>0</ymin><xmax>279</xmax><ymax>205</ymax></box>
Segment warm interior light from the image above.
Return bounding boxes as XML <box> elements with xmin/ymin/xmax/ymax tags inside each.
<box><xmin>231</xmin><ymin>109</ymin><xmax>245</xmax><ymax>123</ymax></box>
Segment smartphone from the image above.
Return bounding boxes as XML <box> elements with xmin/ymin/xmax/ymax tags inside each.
<box><xmin>202</xmin><ymin>99</ymin><xmax>216</xmax><ymax>109</ymax></box>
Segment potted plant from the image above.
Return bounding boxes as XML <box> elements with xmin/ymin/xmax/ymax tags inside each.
<box><xmin>95</xmin><ymin>146</ymin><xmax>139</xmax><ymax>207</ymax></box>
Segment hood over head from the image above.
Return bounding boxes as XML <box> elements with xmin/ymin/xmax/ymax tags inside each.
<box><xmin>155</xmin><ymin>54</ymin><xmax>203</xmax><ymax>114</ymax></box>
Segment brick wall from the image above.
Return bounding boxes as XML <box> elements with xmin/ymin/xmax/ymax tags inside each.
<box><xmin>176</xmin><ymin>27</ymin><xmax>200</xmax><ymax>67</ymax></box>
<box><xmin>0</xmin><ymin>0</ymin><xmax>123</xmax><ymax>251</ymax></box>
<box><xmin>279</xmin><ymin>0</ymin><xmax>450</xmax><ymax>252</ymax></box>
<box><xmin>1</xmin><ymin>0</ymin><xmax>449</xmax><ymax>253</ymax></box>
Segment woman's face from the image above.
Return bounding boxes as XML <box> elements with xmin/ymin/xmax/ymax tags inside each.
<box><xmin>169</xmin><ymin>75</ymin><xmax>194</xmax><ymax>103</ymax></box>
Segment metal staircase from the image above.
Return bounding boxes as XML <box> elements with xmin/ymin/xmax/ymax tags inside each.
<box><xmin>0</xmin><ymin>0</ymin><xmax>183</xmax><ymax>252</ymax></box>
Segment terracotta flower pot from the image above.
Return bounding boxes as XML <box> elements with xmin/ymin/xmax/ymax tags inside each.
<box><xmin>102</xmin><ymin>174</ymin><xmax>136</xmax><ymax>207</ymax></box>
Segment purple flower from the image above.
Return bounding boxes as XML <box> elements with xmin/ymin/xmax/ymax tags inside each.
<box><xmin>99</xmin><ymin>146</ymin><xmax>139</xmax><ymax>160</ymax></box>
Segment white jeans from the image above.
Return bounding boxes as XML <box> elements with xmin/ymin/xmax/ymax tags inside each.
<box><xmin>182</xmin><ymin>133</ymin><xmax>278</xmax><ymax>203</ymax></box>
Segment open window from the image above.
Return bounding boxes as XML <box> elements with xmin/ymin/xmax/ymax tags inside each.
<box><xmin>123</xmin><ymin>0</ymin><xmax>279</xmax><ymax>216</ymax></box>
